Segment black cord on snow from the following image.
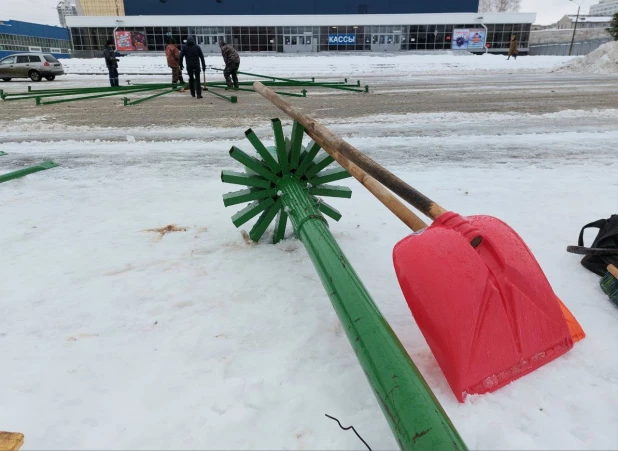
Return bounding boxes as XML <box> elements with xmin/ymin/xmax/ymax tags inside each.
<box><xmin>325</xmin><ymin>414</ymin><xmax>372</xmax><ymax>451</ymax></box>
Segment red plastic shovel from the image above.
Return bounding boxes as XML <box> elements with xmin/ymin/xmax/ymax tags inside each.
<box><xmin>253</xmin><ymin>82</ymin><xmax>584</xmax><ymax>402</ymax></box>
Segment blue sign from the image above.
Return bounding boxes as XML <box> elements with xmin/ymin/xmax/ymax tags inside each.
<box><xmin>328</xmin><ymin>34</ymin><xmax>356</xmax><ymax>45</ymax></box>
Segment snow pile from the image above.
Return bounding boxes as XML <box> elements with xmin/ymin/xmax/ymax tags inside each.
<box><xmin>559</xmin><ymin>41</ymin><xmax>618</xmax><ymax>74</ymax></box>
<box><xmin>61</xmin><ymin>53</ymin><xmax>575</xmax><ymax>77</ymax></box>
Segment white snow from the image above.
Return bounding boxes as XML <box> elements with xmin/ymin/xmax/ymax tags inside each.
<box><xmin>60</xmin><ymin>52</ymin><xmax>576</xmax><ymax>77</ymax></box>
<box><xmin>1</xmin><ymin>109</ymin><xmax>618</xmax><ymax>449</ymax></box>
<box><xmin>558</xmin><ymin>41</ymin><xmax>618</xmax><ymax>74</ymax></box>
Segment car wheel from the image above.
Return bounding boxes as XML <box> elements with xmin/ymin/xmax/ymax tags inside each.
<box><xmin>29</xmin><ymin>70</ymin><xmax>42</xmax><ymax>82</ymax></box>
<box><xmin>45</xmin><ymin>75</ymin><xmax>56</xmax><ymax>81</ymax></box>
<box><xmin>1</xmin><ymin>78</ymin><xmax>11</xmax><ymax>82</ymax></box>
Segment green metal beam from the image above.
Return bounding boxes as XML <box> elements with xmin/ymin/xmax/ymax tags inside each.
<box><xmin>205</xmin><ymin>88</ymin><xmax>238</xmax><ymax>103</ymax></box>
<box><xmin>0</xmin><ymin>151</ymin><xmax>7</xmax><ymax>157</ymax></box>
<box><xmin>244</xmin><ymin>129</ymin><xmax>281</xmax><ymax>174</ymax></box>
<box><xmin>124</xmin><ymin>88</ymin><xmax>179</xmax><ymax>106</ymax></box>
<box><xmin>295</xmin><ymin>140</ymin><xmax>321</xmax><ymax>180</ymax></box>
<box><xmin>229</xmin><ymin>146</ymin><xmax>279</xmax><ymax>183</ymax></box>
<box><xmin>274</xmin><ymin>176</ymin><xmax>467</xmax><ymax>451</ymax></box>
<box><xmin>36</xmin><ymin>86</ymin><xmax>159</xmax><ymax>106</ymax></box>
<box><xmin>309</xmin><ymin>167</ymin><xmax>351</xmax><ymax>186</ymax></box>
<box><xmin>0</xmin><ymin>161</ymin><xmax>57</xmax><ymax>184</ymax></box>
<box><xmin>221</xmin><ymin>170</ymin><xmax>272</xmax><ymax>189</ymax></box>
<box><xmin>271</xmin><ymin>118</ymin><xmax>289</xmax><ymax>176</ymax></box>
<box><xmin>222</xmin><ymin>187</ymin><xmax>276</xmax><ymax>207</ymax></box>
<box><xmin>231</xmin><ymin>198</ymin><xmax>276</xmax><ymax>227</ymax></box>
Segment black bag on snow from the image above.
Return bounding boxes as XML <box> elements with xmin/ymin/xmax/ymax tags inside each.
<box><xmin>567</xmin><ymin>215</ymin><xmax>618</xmax><ymax>276</ymax></box>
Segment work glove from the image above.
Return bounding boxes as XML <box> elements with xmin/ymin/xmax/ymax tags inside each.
<box><xmin>202</xmin><ymin>66</ymin><xmax>206</xmax><ymax>72</ymax></box>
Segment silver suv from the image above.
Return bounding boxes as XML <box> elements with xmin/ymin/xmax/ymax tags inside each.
<box><xmin>0</xmin><ymin>53</ymin><xmax>65</xmax><ymax>82</ymax></box>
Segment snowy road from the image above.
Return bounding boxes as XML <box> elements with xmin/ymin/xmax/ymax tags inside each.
<box><xmin>1</xmin><ymin>102</ymin><xmax>618</xmax><ymax>449</ymax></box>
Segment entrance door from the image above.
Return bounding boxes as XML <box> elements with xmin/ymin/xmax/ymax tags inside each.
<box><xmin>370</xmin><ymin>34</ymin><xmax>401</xmax><ymax>52</ymax></box>
<box><xmin>283</xmin><ymin>35</ymin><xmax>312</xmax><ymax>53</ymax></box>
<box><xmin>198</xmin><ymin>35</ymin><xmax>226</xmax><ymax>54</ymax></box>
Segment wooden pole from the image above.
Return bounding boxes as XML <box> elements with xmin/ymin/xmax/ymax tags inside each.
<box><xmin>0</xmin><ymin>432</ymin><xmax>24</xmax><ymax>451</ymax></box>
<box><xmin>252</xmin><ymin>81</ymin><xmax>448</xmax><ymax>221</ymax></box>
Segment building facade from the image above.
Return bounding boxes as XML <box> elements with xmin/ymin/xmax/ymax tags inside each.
<box><xmin>57</xmin><ymin>0</ymin><xmax>78</xmax><ymax>28</ymax></box>
<box><xmin>75</xmin><ymin>0</ymin><xmax>125</xmax><ymax>16</ymax></box>
<box><xmin>125</xmin><ymin>0</ymin><xmax>479</xmax><ymax>16</ymax></box>
<box><xmin>67</xmin><ymin>13</ymin><xmax>535</xmax><ymax>57</ymax></box>
<box><xmin>557</xmin><ymin>15</ymin><xmax>612</xmax><ymax>29</ymax></box>
<box><xmin>0</xmin><ymin>20</ymin><xmax>72</xmax><ymax>59</ymax></box>
<box><xmin>589</xmin><ymin>0</ymin><xmax>618</xmax><ymax>16</ymax></box>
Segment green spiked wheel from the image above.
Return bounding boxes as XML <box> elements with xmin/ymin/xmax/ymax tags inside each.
<box><xmin>222</xmin><ymin>119</ymin><xmax>352</xmax><ymax>243</ymax></box>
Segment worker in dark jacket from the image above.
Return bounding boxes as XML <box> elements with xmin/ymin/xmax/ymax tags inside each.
<box><xmin>179</xmin><ymin>36</ymin><xmax>206</xmax><ymax>98</ymax></box>
<box><xmin>103</xmin><ymin>39</ymin><xmax>119</xmax><ymax>87</ymax></box>
<box><xmin>219</xmin><ymin>40</ymin><xmax>240</xmax><ymax>88</ymax></box>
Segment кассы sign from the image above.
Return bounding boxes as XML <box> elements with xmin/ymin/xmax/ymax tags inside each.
<box><xmin>328</xmin><ymin>34</ymin><xmax>356</xmax><ymax>45</ymax></box>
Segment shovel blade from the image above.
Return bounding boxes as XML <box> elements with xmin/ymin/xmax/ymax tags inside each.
<box><xmin>393</xmin><ymin>212</ymin><xmax>574</xmax><ymax>402</ymax></box>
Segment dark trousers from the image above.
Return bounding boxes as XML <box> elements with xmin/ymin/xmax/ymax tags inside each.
<box><xmin>187</xmin><ymin>67</ymin><xmax>202</xmax><ymax>97</ymax></box>
<box><xmin>171</xmin><ymin>66</ymin><xmax>184</xmax><ymax>84</ymax></box>
<box><xmin>224</xmin><ymin>61</ymin><xmax>240</xmax><ymax>88</ymax></box>
<box><xmin>108</xmin><ymin>66</ymin><xmax>119</xmax><ymax>87</ymax></box>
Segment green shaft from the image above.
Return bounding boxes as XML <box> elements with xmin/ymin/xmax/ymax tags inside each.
<box><xmin>124</xmin><ymin>88</ymin><xmax>178</xmax><ymax>106</ymax></box>
<box><xmin>0</xmin><ymin>161</ymin><xmax>57</xmax><ymax>183</ymax></box>
<box><xmin>277</xmin><ymin>176</ymin><xmax>467</xmax><ymax>451</ymax></box>
<box><xmin>37</xmin><ymin>86</ymin><xmax>159</xmax><ymax>105</ymax></box>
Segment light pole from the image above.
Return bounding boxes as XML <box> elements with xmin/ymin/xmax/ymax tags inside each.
<box><xmin>568</xmin><ymin>0</ymin><xmax>583</xmax><ymax>56</ymax></box>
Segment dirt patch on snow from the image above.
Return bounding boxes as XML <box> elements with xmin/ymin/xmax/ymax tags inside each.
<box><xmin>144</xmin><ymin>224</ymin><xmax>188</xmax><ymax>238</ymax></box>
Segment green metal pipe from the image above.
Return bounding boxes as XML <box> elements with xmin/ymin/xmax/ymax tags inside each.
<box><xmin>0</xmin><ymin>151</ymin><xmax>7</xmax><ymax>157</ymax></box>
<box><xmin>222</xmin><ymin>121</ymin><xmax>467</xmax><ymax>450</ymax></box>
<box><xmin>210</xmin><ymin>67</ymin><xmax>314</xmax><ymax>84</ymax></box>
<box><xmin>209</xmin><ymin>84</ymin><xmax>307</xmax><ymax>98</ymax></box>
<box><xmin>124</xmin><ymin>87</ymin><xmax>179</xmax><ymax>106</ymax></box>
<box><xmin>36</xmin><ymin>86</ymin><xmax>160</xmax><ymax>105</ymax></box>
<box><xmin>0</xmin><ymin>161</ymin><xmax>57</xmax><ymax>183</ymax></box>
<box><xmin>276</xmin><ymin>177</ymin><xmax>467</xmax><ymax>450</ymax></box>
<box><xmin>205</xmin><ymin>88</ymin><xmax>238</xmax><ymax>103</ymax></box>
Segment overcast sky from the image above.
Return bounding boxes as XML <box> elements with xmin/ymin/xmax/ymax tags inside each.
<box><xmin>0</xmin><ymin>0</ymin><xmax>592</xmax><ymax>28</ymax></box>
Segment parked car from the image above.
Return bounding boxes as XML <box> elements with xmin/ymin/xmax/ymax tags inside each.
<box><xmin>0</xmin><ymin>53</ymin><xmax>65</xmax><ymax>82</ymax></box>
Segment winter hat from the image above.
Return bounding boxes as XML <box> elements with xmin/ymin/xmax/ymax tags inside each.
<box><xmin>106</xmin><ymin>39</ymin><xmax>114</xmax><ymax>46</ymax></box>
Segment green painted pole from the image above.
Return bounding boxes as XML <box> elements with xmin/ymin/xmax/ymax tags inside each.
<box><xmin>205</xmin><ymin>88</ymin><xmax>238</xmax><ymax>103</ymax></box>
<box><xmin>37</xmin><ymin>86</ymin><xmax>161</xmax><ymax>105</ymax></box>
<box><xmin>0</xmin><ymin>151</ymin><xmax>7</xmax><ymax>157</ymax></box>
<box><xmin>124</xmin><ymin>88</ymin><xmax>179</xmax><ymax>106</ymax></box>
<box><xmin>221</xmin><ymin>121</ymin><xmax>468</xmax><ymax>451</ymax></box>
<box><xmin>0</xmin><ymin>161</ymin><xmax>57</xmax><ymax>183</ymax></box>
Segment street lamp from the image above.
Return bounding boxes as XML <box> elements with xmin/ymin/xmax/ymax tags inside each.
<box><xmin>568</xmin><ymin>0</ymin><xmax>584</xmax><ymax>56</ymax></box>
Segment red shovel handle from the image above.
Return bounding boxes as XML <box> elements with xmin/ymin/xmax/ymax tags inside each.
<box><xmin>252</xmin><ymin>81</ymin><xmax>448</xmax><ymax>221</ymax></box>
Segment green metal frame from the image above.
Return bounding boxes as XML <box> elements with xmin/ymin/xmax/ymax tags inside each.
<box><xmin>123</xmin><ymin>87</ymin><xmax>179</xmax><ymax>106</ymax></box>
<box><xmin>221</xmin><ymin>119</ymin><xmax>467</xmax><ymax>451</ymax></box>
<box><xmin>205</xmin><ymin>88</ymin><xmax>238</xmax><ymax>103</ymax></box>
<box><xmin>0</xmin><ymin>161</ymin><xmax>57</xmax><ymax>183</ymax></box>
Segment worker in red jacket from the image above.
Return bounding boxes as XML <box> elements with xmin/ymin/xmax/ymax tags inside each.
<box><xmin>165</xmin><ymin>38</ymin><xmax>185</xmax><ymax>85</ymax></box>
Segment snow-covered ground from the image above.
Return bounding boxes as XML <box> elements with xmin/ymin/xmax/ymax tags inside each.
<box><xmin>60</xmin><ymin>52</ymin><xmax>575</xmax><ymax>77</ymax></box>
<box><xmin>1</xmin><ymin>107</ymin><xmax>618</xmax><ymax>449</ymax></box>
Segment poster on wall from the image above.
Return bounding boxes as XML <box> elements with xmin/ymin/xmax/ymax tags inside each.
<box><xmin>451</xmin><ymin>29</ymin><xmax>469</xmax><ymax>50</ymax></box>
<box><xmin>467</xmin><ymin>29</ymin><xmax>487</xmax><ymax>49</ymax></box>
<box><xmin>114</xmin><ymin>31</ymin><xmax>148</xmax><ymax>51</ymax></box>
<box><xmin>131</xmin><ymin>32</ymin><xmax>147</xmax><ymax>51</ymax></box>
<box><xmin>115</xmin><ymin>31</ymin><xmax>133</xmax><ymax>51</ymax></box>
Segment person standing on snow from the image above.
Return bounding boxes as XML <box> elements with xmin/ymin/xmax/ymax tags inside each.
<box><xmin>165</xmin><ymin>38</ymin><xmax>185</xmax><ymax>85</ymax></box>
<box><xmin>103</xmin><ymin>39</ymin><xmax>119</xmax><ymax>87</ymax></box>
<box><xmin>179</xmin><ymin>36</ymin><xmax>206</xmax><ymax>98</ymax></box>
<box><xmin>219</xmin><ymin>40</ymin><xmax>240</xmax><ymax>88</ymax></box>
<box><xmin>507</xmin><ymin>35</ymin><xmax>518</xmax><ymax>60</ymax></box>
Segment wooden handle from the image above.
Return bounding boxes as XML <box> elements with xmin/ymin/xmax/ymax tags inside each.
<box><xmin>319</xmin><ymin>142</ymin><xmax>428</xmax><ymax>232</ymax></box>
<box><xmin>608</xmin><ymin>264</ymin><xmax>618</xmax><ymax>279</ymax></box>
<box><xmin>253</xmin><ymin>82</ymin><xmax>448</xmax><ymax>221</ymax></box>
<box><xmin>0</xmin><ymin>432</ymin><xmax>24</xmax><ymax>451</ymax></box>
